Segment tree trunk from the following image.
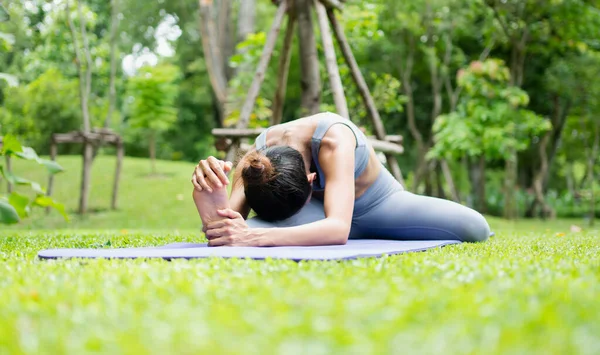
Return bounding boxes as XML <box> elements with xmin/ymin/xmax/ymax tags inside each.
<box><xmin>232</xmin><ymin>0</ymin><xmax>255</xmax><ymax>81</ymax></box>
<box><xmin>469</xmin><ymin>156</ymin><xmax>486</xmax><ymax>213</ymax></box>
<box><xmin>527</xmin><ymin>95</ymin><xmax>563</xmax><ymax>217</ymax></box>
<box><xmin>327</xmin><ymin>8</ymin><xmax>405</xmax><ymax>186</ymax></box>
<box><xmin>504</xmin><ymin>148</ymin><xmax>518</xmax><ymax>219</ymax></box>
<box><xmin>67</xmin><ymin>0</ymin><xmax>93</xmax><ymax>214</ymax></box>
<box><xmin>77</xmin><ymin>0</ymin><xmax>93</xmax><ymax>132</ymax></box>
<box><xmin>237</xmin><ymin>0</ymin><xmax>256</xmax><ymax>43</ymax></box>
<box><xmin>530</xmin><ymin>126</ymin><xmax>553</xmax><ymax>219</ymax></box>
<box><xmin>226</xmin><ymin>0</ymin><xmax>288</xmax><ymax>161</ymax></box>
<box><xmin>104</xmin><ymin>0</ymin><xmax>119</xmax><ymax>129</ymax></box>
<box><xmin>218</xmin><ymin>0</ymin><xmax>232</xmax><ymax>80</ymax></box>
<box><xmin>236</xmin><ymin>1</ymin><xmax>287</xmax><ymax>129</ymax></box>
<box><xmin>149</xmin><ymin>132</ymin><xmax>156</xmax><ymax>174</ymax></box>
<box><xmin>587</xmin><ymin>121</ymin><xmax>599</xmax><ymax>226</ymax></box>
<box><xmin>314</xmin><ymin>0</ymin><xmax>348</xmax><ymax>119</ymax></box>
<box><xmin>272</xmin><ymin>14</ymin><xmax>296</xmax><ymax>125</ymax></box>
<box><xmin>441</xmin><ymin>159</ymin><xmax>460</xmax><ymax>202</ymax></box>
<box><xmin>435</xmin><ymin>161</ymin><xmax>446</xmax><ymax>200</ymax></box>
<box><xmin>79</xmin><ymin>142</ymin><xmax>93</xmax><ymax>214</ymax></box>
<box><xmin>111</xmin><ymin>140</ymin><xmax>124</xmax><ymax>210</ymax></box>
<box><xmin>46</xmin><ymin>141</ymin><xmax>57</xmax><ymax>214</ymax></box>
<box><xmin>545</xmin><ymin>100</ymin><xmax>570</xmax><ymax>190</ymax></box>
<box><xmin>296</xmin><ymin>0</ymin><xmax>321</xmax><ymax>114</ymax></box>
<box><xmin>397</xmin><ymin>33</ymin><xmax>423</xmax><ymax>190</ymax></box>
<box><xmin>566</xmin><ymin>162</ymin><xmax>575</xmax><ymax>197</ymax></box>
<box><xmin>527</xmin><ymin>96</ymin><xmax>570</xmax><ymax>216</ymax></box>
<box><xmin>66</xmin><ymin>0</ymin><xmax>90</xmax><ymax>132</ymax></box>
<box><xmin>199</xmin><ymin>0</ymin><xmax>228</xmax><ymax>124</ymax></box>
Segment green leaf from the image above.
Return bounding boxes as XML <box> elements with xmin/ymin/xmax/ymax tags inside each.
<box><xmin>15</xmin><ymin>147</ymin><xmax>40</xmax><ymax>161</ymax></box>
<box><xmin>0</xmin><ymin>166</ymin><xmax>46</xmax><ymax>194</ymax></box>
<box><xmin>38</xmin><ymin>158</ymin><xmax>64</xmax><ymax>174</ymax></box>
<box><xmin>0</xmin><ymin>134</ymin><xmax>23</xmax><ymax>155</ymax></box>
<box><xmin>0</xmin><ymin>198</ymin><xmax>19</xmax><ymax>224</ymax></box>
<box><xmin>8</xmin><ymin>192</ymin><xmax>30</xmax><ymax>218</ymax></box>
<box><xmin>33</xmin><ymin>195</ymin><xmax>69</xmax><ymax>221</ymax></box>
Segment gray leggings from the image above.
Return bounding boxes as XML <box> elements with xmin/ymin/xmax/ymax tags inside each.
<box><xmin>247</xmin><ymin>167</ymin><xmax>492</xmax><ymax>242</ymax></box>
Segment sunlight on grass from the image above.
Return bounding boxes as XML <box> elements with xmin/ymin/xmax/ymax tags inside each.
<box><xmin>0</xmin><ymin>224</ymin><xmax>598</xmax><ymax>354</ymax></box>
<box><xmin>3</xmin><ymin>155</ymin><xmax>201</xmax><ymax>230</ymax></box>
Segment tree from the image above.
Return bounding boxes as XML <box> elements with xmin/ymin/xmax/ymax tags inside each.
<box><xmin>429</xmin><ymin>59</ymin><xmax>550</xmax><ymax>215</ymax></box>
<box><xmin>126</xmin><ymin>63</ymin><xmax>180</xmax><ymax>174</ymax></box>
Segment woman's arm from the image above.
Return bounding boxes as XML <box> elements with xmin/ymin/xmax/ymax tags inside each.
<box><xmin>228</xmin><ymin>161</ymin><xmax>251</xmax><ymax>219</ymax></box>
<box><xmin>208</xmin><ymin>124</ymin><xmax>357</xmax><ymax>247</ymax></box>
<box><xmin>258</xmin><ymin>126</ymin><xmax>356</xmax><ymax>245</ymax></box>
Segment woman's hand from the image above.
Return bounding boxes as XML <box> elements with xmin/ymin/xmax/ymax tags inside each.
<box><xmin>205</xmin><ymin>209</ymin><xmax>262</xmax><ymax>247</ymax></box>
<box><xmin>192</xmin><ymin>156</ymin><xmax>233</xmax><ymax>193</ymax></box>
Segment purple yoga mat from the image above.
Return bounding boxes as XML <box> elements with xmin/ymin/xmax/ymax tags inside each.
<box><xmin>37</xmin><ymin>239</ymin><xmax>461</xmax><ymax>261</ymax></box>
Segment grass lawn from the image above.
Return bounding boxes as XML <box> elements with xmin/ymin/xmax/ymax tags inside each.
<box><xmin>3</xmin><ymin>155</ymin><xmax>201</xmax><ymax>231</ymax></box>
<box><xmin>1</xmin><ymin>155</ymin><xmax>599</xmax><ymax>354</ymax></box>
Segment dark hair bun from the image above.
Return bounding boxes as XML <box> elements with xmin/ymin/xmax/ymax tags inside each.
<box><xmin>242</xmin><ymin>151</ymin><xmax>274</xmax><ymax>186</ymax></box>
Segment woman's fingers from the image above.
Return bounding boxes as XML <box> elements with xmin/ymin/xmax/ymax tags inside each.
<box><xmin>205</xmin><ymin>227</ymin><xmax>228</xmax><ymax>238</ymax></box>
<box><xmin>191</xmin><ymin>172</ymin><xmax>203</xmax><ymax>191</ymax></box>
<box><xmin>208</xmin><ymin>236</ymin><xmax>232</xmax><ymax>247</ymax></box>
<box><xmin>192</xmin><ymin>157</ymin><xmax>234</xmax><ymax>192</ymax></box>
<box><xmin>206</xmin><ymin>219</ymin><xmax>229</xmax><ymax>230</ymax></box>
<box><xmin>200</xmin><ymin>160</ymin><xmax>221</xmax><ymax>190</ymax></box>
<box><xmin>193</xmin><ymin>164</ymin><xmax>211</xmax><ymax>192</ymax></box>
<box><xmin>216</xmin><ymin>208</ymin><xmax>242</xmax><ymax>219</ymax></box>
<box><xmin>208</xmin><ymin>156</ymin><xmax>229</xmax><ymax>186</ymax></box>
<box><xmin>222</xmin><ymin>161</ymin><xmax>233</xmax><ymax>174</ymax></box>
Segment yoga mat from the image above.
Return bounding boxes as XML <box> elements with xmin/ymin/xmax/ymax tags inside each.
<box><xmin>38</xmin><ymin>239</ymin><xmax>461</xmax><ymax>261</ymax></box>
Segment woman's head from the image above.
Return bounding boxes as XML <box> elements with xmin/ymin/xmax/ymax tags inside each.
<box><xmin>240</xmin><ymin>146</ymin><xmax>314</xmax><ymax>222</ymax></box>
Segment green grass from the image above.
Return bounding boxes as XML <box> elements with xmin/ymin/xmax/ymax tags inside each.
<box><xmin>1</xmin><ymin>155</ymin><xmax>599</xmax><ymax>354</ymax></box>
<box><xmin>0</xmin><ymin>224</ymin><xmax>599</xmax><ymax>354</ymax></box>
<box><xmin>3</xmin><ymin>155</ymin><xmax>201</xmax><ymax>231</ymax></box>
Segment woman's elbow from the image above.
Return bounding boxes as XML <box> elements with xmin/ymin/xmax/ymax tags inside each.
<box><xmin>329</xmin><ymin>219</ymin><xmax>350</xmax><ymax>245</ymax></box>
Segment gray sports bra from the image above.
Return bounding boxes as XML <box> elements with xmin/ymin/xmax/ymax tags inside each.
<box><xmin>254</xmin><ymin>114</ymin><xmax>370</xmax><ymax>192</ymax></box>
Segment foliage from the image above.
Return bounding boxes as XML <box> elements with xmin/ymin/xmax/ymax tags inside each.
<box><xmin>126</xmin><ymin>63</ymin><xmax>180</xmax><ymax>133</ymax></box>
<box><xmin>0</xmin><ymin>223</ymin><xmax>599</xmax><ymax>353</ymax></box>
<box><xmin>0</xmin><ymin>135</ymin><xmax>67</xmax><ymax>224</ymax></box>
<box><xmin>225</xmin><ymin>32</ymin><xmax>274</xmax><ymax>128</ymax></box>
<box><xmin>428</xmin><ymin>59</ymin><xmax>551</xmax><ymax>160</ymax></box>
<box><xmin>0</xmin><ymin>0</ymin><xmax>599</xmax><ymax>219</ymax></box>
<box><xmin>125</xmin><ymin>63</ymin><xmax>180</xmax><ymax>170</ymax></box>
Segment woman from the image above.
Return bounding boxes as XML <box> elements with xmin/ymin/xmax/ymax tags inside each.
<box><xmin>192</xmin><ymin>112</ymin><xmax>491</xmax><ymax>247</ymax></box>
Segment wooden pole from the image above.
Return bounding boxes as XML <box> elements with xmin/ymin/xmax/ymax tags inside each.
<box><xmin>79</xmin><ymin>140</ymin><xmax>93</xmax><ymax>214</ymax></box>
<box><xmin>236</xmin><ymin>0</ymin><xmax>288</xmax><ymax>129</ymax></box>
<box><xmin>314</xmin><ymin>0</ymin><xmax>349</xmax><ymax>119</ymax></box>
<box><xmin>296</xmin><ymin>0</ymin><xmax>321</xmax><ymax>114</ymax></box>
<box><xmin>272</xmin><ymin>14</ymin><xmax>296</xmax><ymax>125</ymax></box>
<box><xmin>112</xmin><ymin>140</ymin><xmax>124</xmax><ymax>210</ymax></box>
<box><xmin>327</xmin><ymin>9</ymin><xmax>404</xmax><ymax>186</ymax></box>
<box><xmin>227</xmin><ymin>0</ymin><xmax>288</xmax><ymax>161</ymax></box>
<box><xmin>213</xmin><ymin>128</ymin><xmax>404</xmax><ymax>154</ymax></box>
<box><xmin>46</xmin><ymin>139</ymin><xmax>58</xmax><ymax>214</ymax></box>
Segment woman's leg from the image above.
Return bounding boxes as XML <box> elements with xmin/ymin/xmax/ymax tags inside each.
<box><xmin>246</xmin><ymin>198</ymin><xmax>327</xmax><ymax>229</ymax></box>
<box><xmin>352</xmin><ymin>190</ymin><xmax>491</xmax><ymax>242</ymax></box>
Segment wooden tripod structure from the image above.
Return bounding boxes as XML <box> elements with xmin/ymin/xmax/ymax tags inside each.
<box><xmin>212</xmin><ymin>0</ymin><xmax>405</xmax><ymax>184</ymax></box>
<box><xmin>46</xmin><ymin>128</ymin><xmax>124</xmax><ymax>214</ymax></box>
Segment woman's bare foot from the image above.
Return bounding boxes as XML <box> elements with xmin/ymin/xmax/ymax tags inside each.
<box><xmin>192</xmin><ymin>186</ymin><xmax>231</xmax><ymax>233</ymax></box>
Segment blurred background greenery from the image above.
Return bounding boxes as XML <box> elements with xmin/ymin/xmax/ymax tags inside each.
<box><xmin>1</xmin><ymin>0</ymin><xmax>599</xmax><ymax>228</ymax></box>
